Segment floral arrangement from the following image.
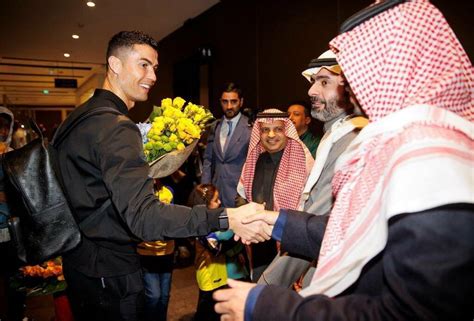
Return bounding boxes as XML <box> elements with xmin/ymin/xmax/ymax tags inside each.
<box><xmin>140</xmin><ymin>97</ymin><xmax>214</xmax><ymax>163</ymax></box>
<box><xmin>20</xmin><ymin>258</ymin><xmax>64</xmax><ymax>280</ymax></box>
<box><xmin>11</xmin><ymin>257</ymin><xmax>66</xmax><ymax>296</ymax></box>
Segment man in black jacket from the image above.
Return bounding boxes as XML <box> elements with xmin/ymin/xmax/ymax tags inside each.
<box><xmin>55</xmin><ymin>31</ymin><xmax>269</xmax><ymax>321</ymax></box>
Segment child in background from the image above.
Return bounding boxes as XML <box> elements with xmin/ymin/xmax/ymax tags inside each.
<box><xmin>188</xmin><ymin>184</ymin><xmax>248</xmax><ymax>321</ymax></box>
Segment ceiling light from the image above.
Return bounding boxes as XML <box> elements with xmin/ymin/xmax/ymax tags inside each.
<box><xmin>42</xmin><ymin>89</ymin><xmax>49</xmax><ymax>94</ymax></box>
<box><xmin>86</xmin><ymin>1</ymin><xmax>96</xmax><ymax>7</ymax></box>
<box><xmin>64</xmin><ymin>53</ymin><xmax>70</xmax><ymax>58</ymax></box>
<box><xmin>72</xmin><ymin>34</ymin><xmax>79</xmax><ymax>39</ymax></box>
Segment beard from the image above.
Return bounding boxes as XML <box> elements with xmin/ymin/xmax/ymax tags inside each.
<box><xmin>225</xmin><ymin>109</ymin><xmax>237</xmax><ymax>118</ymax></box>
<box><xmin>310</xmin><ymin>96</ymin><xmax>347</xmax><ymax>122</ymax></box>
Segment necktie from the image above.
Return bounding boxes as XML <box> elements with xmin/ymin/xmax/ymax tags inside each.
<box><xmin>227</xmin><ymin>121</ymin><xmax>233</xmax><ymax>137</ymax></box>
<box><xmin>222</xmin><ymin>121</ymin><xmax>233</xmax><ymax>153</ymax></box>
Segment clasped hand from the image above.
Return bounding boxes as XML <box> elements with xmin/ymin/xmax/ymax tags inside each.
<box><xmin>226</xmin><ymin>202</ymin><xmax>279</xmax><ymax>245</ymax></box>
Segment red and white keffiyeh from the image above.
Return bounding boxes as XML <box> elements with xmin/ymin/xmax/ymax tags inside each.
<box><xmin>301</xmin><ymin>0</ymin><xmax>474</xmax><ymax>297</ymax></box>
<box><xmin>237</xmin><ymin>109</ymin><xmax>314</xmax><ymax>211</ymax></box>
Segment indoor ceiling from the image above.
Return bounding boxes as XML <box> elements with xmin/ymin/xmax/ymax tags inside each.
<box><xmin>0</xmin><ymin>0</ymin><xmax>219</xmax><ymax>107</ymax></box>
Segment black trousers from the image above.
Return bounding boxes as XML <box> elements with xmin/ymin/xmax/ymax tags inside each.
<box><xmin>194</xmin><ymin>277</ymin><xmax>249</xmax><ymax>321</ymax></box>
<box><xmin>63</xmin><ymin>265</ymin><xmax>145</xmax><ymax>321</ymax></box>
<box><xmin>194</xmin><ymin>287</ymin><xmax>223</xmax><ymax>321</ymax></box>
<box><xmin>0</xmin><ymin>240</ymin><xmax>26</xmax><ymax>321</ymax></box>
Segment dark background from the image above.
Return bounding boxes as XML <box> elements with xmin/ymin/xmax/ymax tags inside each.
<box><xmin>25</xmin><ymin>0</ymin><xmax>472</xmax><ymax>131</ymax></box>
<box><xmin>127</xmin><ymin>0</ymin><xmax>473</xmax><ymax>124</ymax></box>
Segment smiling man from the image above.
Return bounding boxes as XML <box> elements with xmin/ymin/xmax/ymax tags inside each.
<box><xmin>103</xmin><ymin>34</ymin><xmax>158</xmax><ymax>107</ymax></box>
<box><xmin>257</xmin><ymin>51</ymin><xmax>367</xmax><ymax>289</ymax></box>
<box><xmin>53</xmin><ymin>31</ymin><xmax>267</xmax><ymax>321</ymax></box>
<box><xmin>236</xmin><ymin>109</ymin><xmax>313</xmax><ymax>282</ymax></box>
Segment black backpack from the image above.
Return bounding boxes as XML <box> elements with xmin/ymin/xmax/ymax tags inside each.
<box><xmin>2</xmin><ymin>107</ymin><xmax>119</xmax><ymax>264</ymax></box>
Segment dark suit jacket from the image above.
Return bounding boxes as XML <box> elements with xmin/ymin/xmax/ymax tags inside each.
<box><xmin>202</xmin><ymin>114</ymin><xmax>251</xmax><ymax>207</ymax></box>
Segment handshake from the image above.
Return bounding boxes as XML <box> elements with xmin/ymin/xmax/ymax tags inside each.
<box><xmin>226</xmin><ymin>202</ymin><xmax>279</xmax><ymax>244</ymax></box>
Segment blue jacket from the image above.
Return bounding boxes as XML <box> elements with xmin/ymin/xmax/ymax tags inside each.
<box><xmin>202</xmin><ymin>114</ymin><xmax>251</xmax><ymax>207</ymax></box>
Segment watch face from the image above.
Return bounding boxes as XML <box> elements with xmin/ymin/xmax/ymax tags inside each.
<box><xmin>219</xmin><ymin>215</ymin><xmax>229</xmax><ymax>230</ymax></box>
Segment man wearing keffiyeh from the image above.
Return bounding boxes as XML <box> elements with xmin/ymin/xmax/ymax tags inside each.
<box><xmin>236</xmin><ymin>109</ymin><xmax>314</xmax><ymax>282</ymax></box>
<box><xmin>257</xmin><ymin>51</ymin><xmax>368</xmax><ymax>289</ymax></box>
<box><xmin>214</xmin><ymin>1</ymin><xmax>474</xmax><ymax>320</ymax></box>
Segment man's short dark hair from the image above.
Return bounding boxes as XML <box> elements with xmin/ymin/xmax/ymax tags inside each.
<box><xmin>288</xmin><ymin>100</ymin><xmax>311</xmax><ymax>117</ymax></box>
<box><xmin>106</xmin><ymin>31</ymin><xmax>158</xmax><ymax>66</ymax></box>
<box><xmin>221</xmin><ymin>82</ymin><xmax>243</xmax><ymax>99</ymax></box>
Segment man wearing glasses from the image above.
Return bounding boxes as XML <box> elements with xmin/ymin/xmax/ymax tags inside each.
<box><xmin>202</xmin><ymin>82</ymin><xmax>251</xmax><ymax>207</ymax></box>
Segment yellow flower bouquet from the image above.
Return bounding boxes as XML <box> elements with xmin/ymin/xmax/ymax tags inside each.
<box><xmin>138</xmin><ymin>97</ymin><xmax>214</xmax><ymax>178</ymax></box>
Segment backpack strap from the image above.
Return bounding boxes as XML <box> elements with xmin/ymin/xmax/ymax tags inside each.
<box><xmin>77</xmin><ymin>198</ymin><xmax>112</xmax><ymax>231</ymax></box>
<box><xmin>51</xmin><ymin>107</ymin><xmax>122</xmax><ymax>147</ymax></box>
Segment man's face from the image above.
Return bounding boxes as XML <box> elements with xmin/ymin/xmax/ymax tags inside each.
<box><xmin>220</xmin><ymin>91</ymin><xmax>243</xmax><ymax>119</ymax></box>
<box><xmin>114</xmin><ymin>44</ymin><xmax>158</xmax><ymax>109</ymax></box>
<box><xmin>308</xmin><ymin>68</ymin><xmax>347</xmax><ymax>122</ymax></box>
<box><xmin>259</xmin><ymin>120</ymin><xmax>287</xmax><ymax>154</ymax></box>
<box><xmin>287</xmin><ymin>104</ymin><xmax>310</xmax><ymax>136</ymax></box>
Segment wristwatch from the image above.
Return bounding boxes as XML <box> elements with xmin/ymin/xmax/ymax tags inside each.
<box><xmin>218</xmin><ymin>212</ymin><xmax>229</xmax><ymax>231</ymax></box>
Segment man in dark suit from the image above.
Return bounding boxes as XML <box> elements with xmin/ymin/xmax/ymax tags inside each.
<box><xmin>202</xmin><ymin>83</ymin><xmax>251</xmax><ymax>207</ymax></box>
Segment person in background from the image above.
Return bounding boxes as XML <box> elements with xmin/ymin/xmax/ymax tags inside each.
<box><xmin>214</xmin><ymin>1</ymin><xmax>474</xmax><ymax>320</ymax></box>
<box><xmin>287</xmin><ymin>101</ymin><xmax>320</xmax><ymax>157</ymax></box>
<box><xmin>0</xmin><ymin>107</ymin><xmax>25</xmax><ymax>321</ymax></box>
<box><xmin>202</xmin><ymin>83</ymin><xmax>252</xmax><ymax>207</ymax></box>
<box><xmin>188</xmin><ymin>184</ymin><xmax>248</xmax><ymax>321</ymax></box>
<box><xmin>236</xmin><ymin>109</ymin><xmax>313</xmax><ymax>282</ymax></box>
<box><xmin>11</xmin><ymin>120</ymin><xmax>27</xmax><ymax>149</ymax></box>
<box><xmin>138</xmin><ymin>179</ymin><xmax>175</xmax><ymax>321</ymax></box>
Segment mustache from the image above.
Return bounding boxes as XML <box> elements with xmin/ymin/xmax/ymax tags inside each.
<box><xmin>310</xmin><ymin>96</ymin><xmax>326</xmax><ymax>105</ymax></box>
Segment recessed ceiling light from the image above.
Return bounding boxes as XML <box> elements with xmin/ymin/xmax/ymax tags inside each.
<box><xmin>42</xmin><ymin>89</ymin><xmax>49</xmax><ymax>95</ymax></box>
<box><xmin>72</xmin><ymin>34</ymin><xmax>79</xmax><ymax>39</ymax></box>
<box><xmin>64</xmin><ymin>53</ymin><xmax>71</xmax><ymax>58</ymax></box>
<box><xmin>86</xmin><ymin>1</ymin><xmax>96</xmax><ymax>7</ymax></box>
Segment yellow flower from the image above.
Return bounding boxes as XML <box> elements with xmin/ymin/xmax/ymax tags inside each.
<box><xmin>173</xmin><ymin>97</ymin><xmax>186</xmax><ymax>109</ymax></box>
<box><xmin>144</xmin><ymin>142</ymin><xmax>154</xmax><ymax>150</ymax></box>
<box><xmin>161</xmin><ymin>98</ymin><xmax>172</xmax><ymax>108</ymax></box>
<box><xmin>169</xmin><ymin>133</ymin><xmax>178</xmax><ymax>142</ymax></box>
